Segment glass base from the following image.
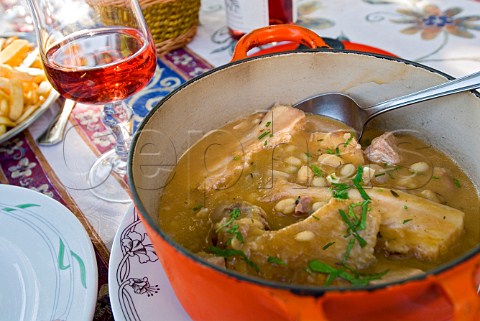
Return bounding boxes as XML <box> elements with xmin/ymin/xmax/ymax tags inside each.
<box><xmin>87</xmin><ymin>149</ymin><xmax>131</xmax><ymax>203</ymax></box>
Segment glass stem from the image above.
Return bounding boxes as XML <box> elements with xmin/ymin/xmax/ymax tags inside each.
<box><xmin>101</xmin><ymin>100</ymin><xmax>132</xmax><ymax>175</ymax></box>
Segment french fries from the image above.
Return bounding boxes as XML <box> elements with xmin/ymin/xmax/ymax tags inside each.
<box><xmin>0</xmin><ymin>36</ymin><xmax>52</xmax><ymax>136</ymax></box>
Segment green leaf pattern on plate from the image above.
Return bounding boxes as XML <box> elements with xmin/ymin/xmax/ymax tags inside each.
<box><xmin>58</xmin><ymin>238</ymin><xmax>87</xmax><ymax>289</ymax></box>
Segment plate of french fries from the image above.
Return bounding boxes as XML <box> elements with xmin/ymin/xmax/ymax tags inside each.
<box><xmin>0</xmin><ymin>36</ymin><xmax>59</xmax><ymax>144</ymax></box>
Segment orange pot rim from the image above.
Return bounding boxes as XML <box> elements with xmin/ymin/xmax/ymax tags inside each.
<box><xmin>128</xmin><ymin>48</ymin><xmax>480</xmax><ymax>296</ymax></box>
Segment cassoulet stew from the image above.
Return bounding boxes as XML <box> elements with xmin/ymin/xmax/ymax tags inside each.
<box><xmin>158</xmin><ymin>105</ymin><xmax>479</xmax><ymax>287</ymax></box>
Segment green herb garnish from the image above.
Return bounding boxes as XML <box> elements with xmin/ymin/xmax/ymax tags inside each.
<box><xmin>192</xmin><ymin>204</ymin><xmax>203</xmax><ymax>211</ymax></box>
<box><xmin>353</xmin><ymin>166</ymin><xmax>371</xmax><ymax>201</ymax></box>
<box><xmin>210</xmin><ymin>246</ymin><xmax>259</xmax><ymax>272</ymax></box>
<box><xmin>310</xmin><ymin>164</ymin><xmax>324</xmax><ymax>177</ymax></box>
<box><xmin>390</xmin><ymin>190</ymin><xmax>399</xmax><ymax>198</ymax></box>
<box><xmin>338</xmin><ymin>208</ymin><xmax>367</xmax><ymax>247</ymax></box>
<box><xmin>216</xmin><ymin>208</ymin><xmax>241</xmax><ymax>232</ymax></box>
<box><xmin>331</xmin><ymin>183</ymin><xmax>350</xmax><ymax>199</ymax></box>
<box><xmin>453</xmin><ymin>178</ymin><xmax>461</xmax><ymax>188</ymax></box>
<box><xmin>342</xmin><ymin>238</ymin><xmax>355</xmax><ymax>264</ymax></box>
<box><xmin>258</xmin><ymin>131</ymin><xmax>270</xmax><ymax>140</ymax></box>
<box><xmin>344</xmin><ymin>135</ymin><xmax>354</xmax><ymax>148</ymax></box>
<box><xmin>322</xmin><ymin>242</ymin><xmax>335</xmax><ymax>250</ymax></box>
<box><xmin>226</xmin><ymin>224</ymin><xmax>244</xmax><ymax>244</ymax></box>
<box><xmin>308</xmin><ymin>260</ymin><xmax>388</xmax><ymax>286</ymax></box>
<box><xmin>267</xmin><ymin>256</ymin><xmax>287</xmax><ymax>266</ymax></box>
<box><xmin>403</xmin><ymin>205</ymin><xmax>408</xmax><ymax>210</ymax></box>
<box><xmin>265</xmin><ymin>121</ymin><xmax>271</xmax><ymax>127</ymax></box>
<box><xmin>403</xmin><ymin>219</ymin><xmax>413</xmax><ymax>224</ymax></box>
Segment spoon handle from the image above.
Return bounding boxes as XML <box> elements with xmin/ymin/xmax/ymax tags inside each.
<box><xmin>365</xmin><ymin>70</ymin><xmax>480</xmax><ymax>118</ymax></box>
<box><xmin>37</xmin><ymin>99</ymin><xmax>76</xmax><ymax>146</ymax></box>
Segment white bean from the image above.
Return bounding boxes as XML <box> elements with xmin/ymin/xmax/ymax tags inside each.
<box><xmin>410</xmin><ymin>161</ymin><xmax>430</xmax><ymax>173</ymax></box>
<box><xmin>275</xmin><ymin>198</ymin><xmax>296</xmax><ymax>214</ymax></box>
<box><xmin>362</xmin><ymin>166</ymin><xmax>376</xmax><ymax>184</ymax></box>
<box><xmin>272</xmin><ymin>170</ymin><xmax>290</xmax><ymax>179</ymax></box>
<box><xmin>326</xmin><ymin>173</ymin><xmax>340</xmax><ymax>184</ymax></box>
<box><xmin>285</xmin><ymin>145</ymin><xmax>297</xmax><ymax>153</ymax></box>
<box><xmin>297</xmin><ymin>165</ymin><xmax>314</xmax><ymax>185</ymax></box>
<box><xmin>312</xmin><ymin>201</ymin><xmax>327</xmax><ymax>211</ymax></box>
<box><xmin>420</xmin><ymin>190</ymin><xmax>440</xmax><ymax>203</ymax></box>
<box><xmin>285</xmin><ymin>166</ymin><xmax>299</xmax><ymax>174</ymax></box>
<box><xmin>295</xmin><ymin>230</ymin><xmax>315</xmax><ymax>242</ymax></box>
<box><xmin>318</xmin><ymin>154</ymin><xmax>344</xmax><ymax>168</ymax></box>
<box><xmin>312</xmin><ymin>176</ymin><xmax>328</xmax><ymax>187</ymax></box>
<box><xmin>339</xmin><ymin>164</ymin><xmax>356</xmax><ymax>177</ymax></box>
<box><xmin>285</xmin><ymin>156</ymin><xmax>303</xmax><ymax>167</ymax></box>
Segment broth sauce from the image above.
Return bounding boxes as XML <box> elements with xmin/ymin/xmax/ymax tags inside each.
<box><xmin>158</xmin><ymin>108</ymin><xmax>479</xmax><ymax>286</ymax></box>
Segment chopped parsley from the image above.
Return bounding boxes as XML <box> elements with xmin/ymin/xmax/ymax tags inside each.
<box><xmin>308</xmin><ymin>260</ymin><xmax>388</xmax><ymax>286</ymax></box>
<box><xmin>192</xmin><ymin>204</ymin><xmax>203</xmax><ymax>211</ymax></box>
<box><xmin>403</xmin><ymin>219</ymin><xmax>413</xmax><ymax>224</ymax></box>
<box><xmin>338</xmin><ymin>208</ymin><xmax>367</xmax><ymax>247</ymax></box>
<box><xmin>322</xmin><ymin>242</ymin><xmax>335</xmax><ymax>250</ymax></box>
<box><xmin>453</xmin><ymin>178</ymin><xmax>461</xmax><ymax>188</ymax></box>
<box><xmin>265</xmin><ymin>121</ymin><xmax>271</xmax><ymax>127</ymax></box>
<box><xmin>344</xmin><ymin>135</ymin><xmax>354</xmax><ymax>148</ymax></box>
<box><xmin>305</xmin><ymin>152</ymin><xmax>312</xmax><ymax>159</ymax></box>
<box><xmin>325</xmin><ymin>148</ymin><xmax>335</xmax><ymax>155</ymax></box>
<box><xmin>310</xmin><ymin>164</ymin><xmax>324</xmax><ymax>177</ymax></box>
<box><xmin>353</xmin><ymin>166</ymin><xmax>371</xmax><ymax>201</ymax></box>
<box><xmin>342</xmin><ymin>238</ymin><xmax>355</xmax><ymax>265</ymax></box>
<box><xmin>226</xmin><ymin>224</ymin><xmax>244</xmax><ymax>244</ymax></box>
<box><xmin>403</xmin><ymin>205</ymin><xmax>409</xmax><ymax>210</ymax></box>
<box><xmin>390</xmin><ymin>190</ymin><xmax>400</xmax><ymax>198</ymax></box>
<box><xmin>215</xmin><ymin>208</ymin><xmax>241</xmax><ymax>232</ymax></box>
<box><xmin>432</xmin><ymin>175</ymin><xmax>440</xmax><ymax>180</ymax></box>
<box><xmin>267</xmin><ymin>256</ymin><xmax>287</xmax><ymax>266</ymax></box>
<box><xmin>258</xmin><ymin>131</ymin><xmax>270</xmax><ymax>140</ymax></box>
<box><xmin>331</xmin><ymin>183</ymin><xmax>350</xmax><ymax>199</ymax></box>
<box><xmin>233</xmin><ymin>156</ymin><xmax>240</xmax><ymax>161</ymax></box>
<box><xmin>210</xmin><ymin>246</ymin><xmax>259</xmax><ymax>272</ymax></box>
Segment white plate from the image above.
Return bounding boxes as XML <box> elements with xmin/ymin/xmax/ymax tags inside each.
<box><xmin>0</xmin><ymin>89</ymin><xmax>59</xmax><ymax>144</ymax></box>
<box><xmin>109</xmin><ymin>205</ymin><xmax>191</xmax><ymax>321</ymax></box>
<box><xmin>0</xmin><ymin>184</ymin><xmax>98</xmax><ymax>321</ymax></box>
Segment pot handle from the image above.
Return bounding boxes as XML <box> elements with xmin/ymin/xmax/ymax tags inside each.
<box><xmin>231</xmin><ymin>24</ymin><xmax>330</xmax><ymax>62</ymax></box>
<box><xmin>435</xmin><ymin>254</ymin><xmax>480</xmax><ymax>320</ymax></box>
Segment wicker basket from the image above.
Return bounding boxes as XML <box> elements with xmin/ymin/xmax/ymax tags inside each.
<box><xmin>90</xmin><ymin>0</ymin><xmax>201</xmax><ymax>56</ymax></box>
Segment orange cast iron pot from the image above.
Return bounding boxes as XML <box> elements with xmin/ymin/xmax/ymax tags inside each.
<box><xmin>129</xmin><ymin>25</ymin><xmax>480</xmax><ymax>320</ymax></box>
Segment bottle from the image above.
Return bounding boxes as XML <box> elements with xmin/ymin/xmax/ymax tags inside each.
<box><xmin>225</xmin><ymin>0</ymin><xmax>297</xmax><ymax>40</ymax></box>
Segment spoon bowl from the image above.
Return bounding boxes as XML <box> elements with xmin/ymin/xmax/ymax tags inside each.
<box><xmin>294</xmin><ymin>70</ymin><xmax>480</xmax><ymax>138</ymax></box>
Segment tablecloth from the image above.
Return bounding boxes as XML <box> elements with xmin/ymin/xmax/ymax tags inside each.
<box><xmin>1</xmin><ymin>0</ymin><xmax>479</xmax><ymax>320</ymax></box>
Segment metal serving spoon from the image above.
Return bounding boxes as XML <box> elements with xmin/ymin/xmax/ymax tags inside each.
<box><xmin>294</xmin><ymin>70</ymin><xmax>480</xmax><ymax>139</ymax></box>
<box><xmin>37</xmin><ymin>99</ymin><xmax>76</xmax><ymax>146</ymax></box>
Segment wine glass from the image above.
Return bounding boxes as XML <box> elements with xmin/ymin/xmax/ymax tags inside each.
<box><xmin>27</xmin><ymin>0</ymin><xmax>157</xmax><ymax>203</ymax></box>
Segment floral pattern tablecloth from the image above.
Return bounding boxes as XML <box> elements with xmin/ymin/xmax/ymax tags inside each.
<box><xmin>0</xmin><ymin>0</ymin><xmax>479</xmax><ymax>320</ymax></box>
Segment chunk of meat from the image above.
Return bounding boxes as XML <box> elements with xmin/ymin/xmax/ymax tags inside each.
<box><xmin>367</xmin><ymin>188</ymin><xmax>464</xmax><ymax>261</ymax></box>
<box><xmin>196</xmin><ymin>252</ymin><xmax>227</xmax><ymax>269</ymax></box>
<box><xmin>364</xmin><ymin>132</ymin><xmax>401</xmax><ymax>165</ymax></box>
<box><xmin>210</xmin><ymin>199</ymin><xmax>380</xmax><ymax>284</ymax></box>
<box><xmin>256</xmin><ymin>198</ymin><xmax>380</xmax><ymax>266</ymax></box>
<box><xmin>310</xmin><ymin>131</ymin><xmax>365</xmax><ymax>167</ymax></box>
<box><xmin>260</xmin><ymin>179</ymin><xmax>464</xmax><ymax>262</ymax></box>
<box><xmin>369</xmin><ymin>265</ymin><xmax>424</xmax><ymax>285</ymax></box>
<box><xmin>212</xmin><ymin>202</ymin><xmax>270</xmax><ymax>249</ymax></box>
<box><xmin>199</xmin><ymin>105</ymin><xmax>305</xmax><ymax>192</ymax></box>
<box><xmin>259</xmin><ymin>178</ymin><xmax>332</xmax><ymax>203</ymax></box>
<box><xmin>294</xmin><ymin>196</ymin><xmax>312</xmax><ymax>217</ymax></box>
